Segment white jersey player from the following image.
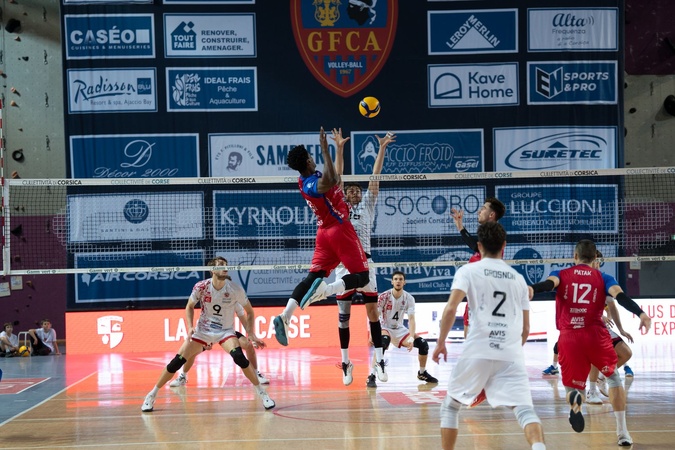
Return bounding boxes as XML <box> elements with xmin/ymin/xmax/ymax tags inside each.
<box><xmin>303</xmin><ymin>128</ymin><xmax>395</xmax><ymax>386</ymax></box>
<box><xmin>432</xmin><ymin>222</ymin><xmax>546</xmax><ymax>450</ymax></box>
<box><xmin>366</xmin><ymin>271</ymin><xmax>438</xmax><ymax>388</ymax></box>
<box><xmin>141</xmin><ymin>256</ymin><xmax>275</xmax><ymax>412</ymax></box>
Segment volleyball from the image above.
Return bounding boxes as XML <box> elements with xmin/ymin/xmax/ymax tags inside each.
<box><xmin>359</xmin><ymin>96</ymin><xmax>380</xmax><ymax>118</ymax></box>
<box><xmin>18</xmin><ymin>345</ymin><xmax>30</xmax><ymax>357</ymax></box>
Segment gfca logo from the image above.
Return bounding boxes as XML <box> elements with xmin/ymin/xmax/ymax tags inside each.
<box><xmin>290</xmin><ymin>0</ymin><xmax>398</xmax><ymax>97</ymax></box>
<box><xmin>97</xmin><ymin>315</ymin><xmax>124</xmax><ymax>349</ymax></box>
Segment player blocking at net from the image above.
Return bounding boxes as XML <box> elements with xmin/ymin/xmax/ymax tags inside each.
<box><xmin>273</xmin><ymin>127</ymin><xmax>388</xmax><ymax>381</ymax></box>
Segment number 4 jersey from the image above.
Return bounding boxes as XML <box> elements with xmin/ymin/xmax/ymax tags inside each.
<box><xmin>550</xmin><ymin>264</ymin><xmax>618</xmax><ymax>331</ymax></box>
<box><xmin>450</xmin><ymin>257</ymin><xmax>530</xmax><ymax>361</ymax></box>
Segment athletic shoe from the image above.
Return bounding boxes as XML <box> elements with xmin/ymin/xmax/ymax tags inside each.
<box><xmin>169</xmin><ymin>372</ymin><xmax>187</xmax><ymax>387</ymax></box>
<box><xmin>366</xmin><ymin>374</ymin><xmax>377</xmax><ymax>388</ymax></box>
<box><xmin>341</xmin><ymin>361</ymin><xmax>354</xmax><ymax>386</ymax></box>
<box><xmin>375</xmin><ymin>359</ymin><xmax>388</xmax><ymax>382</ymax></box>
<box><xmin>273</xmin><ymin>315</ymin><xmax>289</xmax><ymax>346</ymax></box>
<box><xmin>624</xmin><ymin>366</ymin><xmax>634</xmax><ymax>378</ymax></box>
<box><xmin>468</xmin><ymin>389</ymin><xmax>487</xmax><ymax>408</ymax></box>
<box><xmin>597</xmin><ymin>375</ymin><xmax>609</xmax><ymax>397</ymax></box>
<box><xmin>567</xmin><ymin>389</ymin><xmax>585</xmax><ymax>433</ymax></box>
<box><xmin>585</xmin><ymin>390</ymin><xmax>603</xmax><ymax>405</ymax></box>
<box><xmin>617</xmin><ymin>433</ymin><xmax>633</xmax><ymax>446</ymax></box>
<box><xmin>141</xmin><ymin>392</ymin><xmax>156</xmax><ymax>412</ymax></box>
<box><xmin>258</xmin><ymin>389</ymin><xmax>275</xmax><ymax>410</ymax></box>
<box><xmin>417</xmin><ymin>370</ymin><xmax>438</xmax><ymax>384</ymax></box>
<box><xmin>300</xmin><ymin>278</ymin><xmax>327</xmax><ymax>309</ymax></box>
<box><xmin>257</xmin><ymin>371</ymin><xmax>270</xmax><ymax>385</ymax></box>
<box><xmin>542</xmin><ymin>364</ymin><xmax>559</xmax><ymax>375</ymax></box>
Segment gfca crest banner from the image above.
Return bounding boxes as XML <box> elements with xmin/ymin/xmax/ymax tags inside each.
<box><xmin>291</xmin><ymin>0</ymin><xmax>398</xmax><ymax>98</ymax></box>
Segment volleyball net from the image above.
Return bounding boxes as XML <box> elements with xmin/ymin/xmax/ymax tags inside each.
<box><xmin>4</xmin><ymin>167</ymin><xmax>675</xmax><ymax>278</ymax></box>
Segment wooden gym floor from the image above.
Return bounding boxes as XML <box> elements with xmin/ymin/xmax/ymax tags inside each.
<box><xmin>0</xmin><ymin>341</ymin><xmax>674</xmax><ymax>449</ymax></box>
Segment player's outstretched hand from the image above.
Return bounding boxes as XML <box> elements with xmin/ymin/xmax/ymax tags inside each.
<box><xmin>638</xmin><ymin>312</ymin><xmax>652</xmax><ymax>334</ymax></box>
<box><xmin>450</xmin><ymin>208</ymin><xmax>463</xmax><ymax>231</ymax></box>
<box><xmin>330</xmin><ymin>128</ymin><xmax>350</xmax><ymax>148</ymax></box>
<box><xmin>432</xmin><ymin>342</ymin><xmax>447</xmax><ymax>364</ymax></box>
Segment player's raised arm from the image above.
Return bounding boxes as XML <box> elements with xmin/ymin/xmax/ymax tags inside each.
<box><xmin>608</xmin><ymin>285</ymin><xmax>652</xmax><ymax>334</ymax></box>
<box><xmin>367</xmin><ymin>132</ymin><xmax>395</xmax><ymax>198</ymax></box>
<box><xmin>317</xmin><ymin>126</ymin><xmax>340</xmax><ymax>193</ymax></box>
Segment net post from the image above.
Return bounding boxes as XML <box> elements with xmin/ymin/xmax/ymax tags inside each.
<box><xmin>0</xmin><ymin>98</ymin><xmax>7</xmax><ymax>276</ymax></box>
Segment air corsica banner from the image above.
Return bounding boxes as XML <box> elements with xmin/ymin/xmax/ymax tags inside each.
<box><xmin>74</xmin><ymin>250</ymin><xmax>204</xmax><ymax>303</ymax></box>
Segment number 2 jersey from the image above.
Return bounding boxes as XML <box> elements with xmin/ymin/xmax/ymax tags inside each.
<box><xmin>190</xmin><ymin>278</ymin><xmax>250</xmax><ymax>333</ymax></box>
<box><xmin>549</xmin><ymin>264</ymin><xmax>618</xmax><ymax>331</ymax></box>
<box><xmin>451</xmin><ymin>257</ymin><xmax>530</xmax><ymax>361</ymax></box>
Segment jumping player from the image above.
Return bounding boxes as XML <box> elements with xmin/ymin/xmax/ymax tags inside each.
<box><xmin>320</xmin><ymin>128</ymin><xmax>394</xmax><ymax>385</ymax></box>
<box><xmin>272</xmin><ymin>127</ymin><xmax>375</xmax><ymax>382</ymax></box>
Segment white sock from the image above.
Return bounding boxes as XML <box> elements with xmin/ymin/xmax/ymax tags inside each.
<box><xmin>254</xmin><ymin>384</ymin><xmax>264</xmax><ymax>394</ymax></box>
<box><xmin>419</xmin><ymin>367</ymin><xmax>426</xmax><ymax>373</ymax></box>
<box><xmin>150</xmin><ymin>386</ymin><xmax>159</xmax><ymax>396</ymax></box>
<box><xmin>553</xmin><ymin>363</ymin><xmax>559</xmax><ymax>369</ymax></box>
<box><xmin>341</xmin><ymin>349</ymin><xmax>349</xmax><ymax>364</ymax></box>
<box><xmin>282</xmin><ymin>298</ymin><xmax>298</xmax><ymax>319</ymax></box>
<box><xmin>588</xmin><ymin>381</ymin><xmax>597</xmax><ymax>392</ymax></box>
<box><xmin>532</xmin><ymin>443</ymin><xmax>546</xmax><ymax>450</ymax></box>
<box><xmin>375</xmin><ymin>347</ymin><xmax>383</xmax><ymax>363</ymax></box>
<box><xmin>326</xmin><ymin>279</ymin><xmax>345</xmax><ymax>296</ymax></box>
<box><xmin>614</xmin><ymin>410</ymin><xmax>627</xmax><ymax>435</ymax></box>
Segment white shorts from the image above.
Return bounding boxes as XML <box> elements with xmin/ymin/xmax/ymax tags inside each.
<box><xmin>445</xmin><ymin>358</ymin><xmax>534</xmax><ymax>408</ymax></box>
<box><xmin>335</xmin><ymin>258</ymin><xmax>377</xmax><ymax>296</ymax></box>
<box><xmin>383</xmin><ymin>326</ymin><xmax>412</xmax><ymax>348</ymax></box>
<box><xmin>191</xmin><ymin>326</ymin><xmax>237</xmax><ymax>346</ymax></box>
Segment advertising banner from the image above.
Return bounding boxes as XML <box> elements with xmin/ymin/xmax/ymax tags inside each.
<box><xmin>64</xmin><ymin>14</ymin><xmax>155</xmax><ymax>59</ymax></box>
<box><xmin>493</xmin><ymin>126</ymin><xmax>617</xmax><ymax>171</ymax></box>
<box><xmin>65</xmin><ymin>305</ymin><xmax>369</xmax><ymax>354</ymax></box>
<box><xmin>68</xmin><ymin>192</ymin><xmax>204</xmax><ymax>242</ymax></box>
<box><xmin>527</xmin><ymin>61</ymin><xmax>618</xmax><ymax>105</ymax></box>
<box><xmin>70</xmin><ymin>134</ymin><xmax>200</xmax><ymax>178</ymax></box>
<box><xmin>351</xmin><ymin>129</ymin><xmax>483</xmax><ymax>175</ymax></box>
<box><xmin>427</xmin><ymin>9</ymin><xmax>518</xmax><ymax>55</ymax></box>
<box><xmin>166</xmin><ymin>67</ymin><xmax>257</xmax><ymax>112</ymax></box>
<box><xmin>527</xmin><ymin>8</ymin><xmax>618</xmax><ymax>52</ymax></box>
<box><xmin>164</xmin><ymin>13</ymin><xmax>256</xmax><ymax>58</ymax></box>
<box><xmin>67</xmin><ymin>68</ymin><xmax>157</xmax><ymax>113</ymax></box>
<box><xmin>74</xmin><ymin>250</ymin><xmax>204</xmax><ymax>303</ymax></box>
<box><xmin>428</xmin><ymin>63</ymin><xmax>519</xmax><ymax>107</ymax></box>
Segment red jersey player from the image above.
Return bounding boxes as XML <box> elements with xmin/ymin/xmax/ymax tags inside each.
<box><xmin>529</xmin><ymin>239</ymin><xmax>651</xmax><ymax>446</ymax></box>
<box><xmin>273</xmin><ymin>127</ymin><xmax>378</xmax><ymax>381</ymax></box>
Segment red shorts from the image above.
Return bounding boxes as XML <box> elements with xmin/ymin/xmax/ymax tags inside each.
<box><xmin>310</xmin><ymin>222</ymin><xmax>368</xmax><ymax>276</ymax></box>
<box><xmin>558</xmin><ymin>326</ymin><xmax>617</xmax><ymax>391</ymax></box>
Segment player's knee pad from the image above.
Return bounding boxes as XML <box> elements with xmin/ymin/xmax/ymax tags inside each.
<box><xmin>440</xmin><ymin>396</ymin><xmax>462</xmax><ymax>429</ymax></box>
<box><xmin>413</xmin><ymin>337</ymin><xmax>429</xmax><ymax>355</ymax></box>
<box><xmin>167</xmin><ymin>354</ymin><xmax>186</xmax><ymax>374</ymax></box>
<box><xmin>230</xmin><ymin>347</ymin><xmax>250</xmax><ymax>369</ymax></box>
<box><xmin>607</xmin><ymin>370</ymin><xmax>622</xmax><ymax>388</ymax></box>
<box><xmin>337</xmin><ymin>300</ymin><xmax>351</xmax><ymax>328</ymax></box>
<box><xmin>381</xmin><ymin>334</ymin><xmax>391</xmax><ymax>351</ymax></box>
<box><xmin>343</xmin><ymin>271</ymin><xmax>369</xmax><ymax>291</ymax></box>
<box><xmin>514</xmin><ymin>405</ymin><xmax>541</xmax><ymax>429</ymax></box>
